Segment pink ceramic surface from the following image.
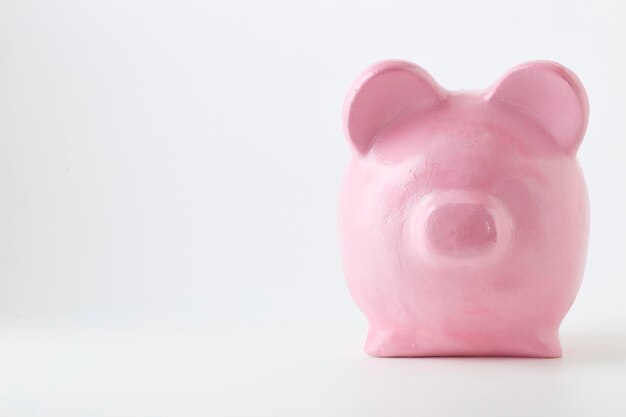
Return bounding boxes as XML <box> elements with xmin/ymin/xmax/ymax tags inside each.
<box><xmin>339</xmin><ymin>60</ymin><xmax>589</xmax><ymax>357</ymax></box>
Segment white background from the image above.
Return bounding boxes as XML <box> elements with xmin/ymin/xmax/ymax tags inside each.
<box><xmin>0</xmin><ymin>0</ymin><xmax>625</xmax><ymax>323</ymax></box>
<box><xmin>1</xmin><ymin>0</ymin><xmax>625</xmax><ymax>415</ymax></box>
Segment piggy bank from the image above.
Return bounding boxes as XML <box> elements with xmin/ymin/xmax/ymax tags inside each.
<box><xmin>339</xmin><ymin>60</ymin><xmax>589</xmax><ymax>357</ymax></box>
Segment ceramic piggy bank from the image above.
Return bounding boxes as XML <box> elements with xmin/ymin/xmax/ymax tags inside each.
<box><xmin>339</xmin><ymin>60</ymin><xmax>589</xmax><ymax>357</ymax></box>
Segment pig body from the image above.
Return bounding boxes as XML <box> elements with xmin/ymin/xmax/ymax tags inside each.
<box><xmin>339</xmin><ymin>61</ymin><xmax>589</xmax><ymax>357</ymax></box>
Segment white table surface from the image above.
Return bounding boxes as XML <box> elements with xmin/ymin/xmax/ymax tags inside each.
<box><xmin>0</xmin><ymin>318</ymin><xmax>624</xmax><ymax>416</ymax></box>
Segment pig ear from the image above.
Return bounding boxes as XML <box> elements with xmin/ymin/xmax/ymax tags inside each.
<box><xmin>343</xmin><ymin>60</ymin><xmax>446</xmax><ymax>155</ymax></box>
<box><xmin>485</xmin><ymin>61</ymin><xmax>589</xmax><ymax>156</ymax></box>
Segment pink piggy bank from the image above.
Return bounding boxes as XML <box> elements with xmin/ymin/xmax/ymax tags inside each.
<box><xmin>339</xmin><ymin>60</ymin><xmax>589</xmax><ymax>357</ymax></box>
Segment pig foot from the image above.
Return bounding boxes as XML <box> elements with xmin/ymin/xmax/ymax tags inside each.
<box><xmin>364</xmin><ymin>326</ymin><xmax>562</xmax><ymax>357</ymax></box>
<box><xmin>364</xmin><ymin>327</ymin><xmax>420</xmax><ymax>357</ymax></box>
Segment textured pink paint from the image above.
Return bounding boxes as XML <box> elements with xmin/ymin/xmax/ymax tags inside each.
<box><xmin>339</xmin><ymin>60</ymin><xmax>589</xmax><ymax>357</ymax></box>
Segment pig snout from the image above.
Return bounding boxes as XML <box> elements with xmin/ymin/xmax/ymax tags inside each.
<box><xmin>411</xmin><ymin>191</ymin><xmax>514</xmax><ymax>261</ymax></box>
<box><xmin>426</xmin><ymin>203</ymin><xmax>497</xmax><ymax>256</ymax></box>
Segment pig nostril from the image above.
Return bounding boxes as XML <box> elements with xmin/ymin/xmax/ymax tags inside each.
<box><xmin>425</xmin><ymin>203</ymin><xmax>498</xmax><ymax>257</ymax></box>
